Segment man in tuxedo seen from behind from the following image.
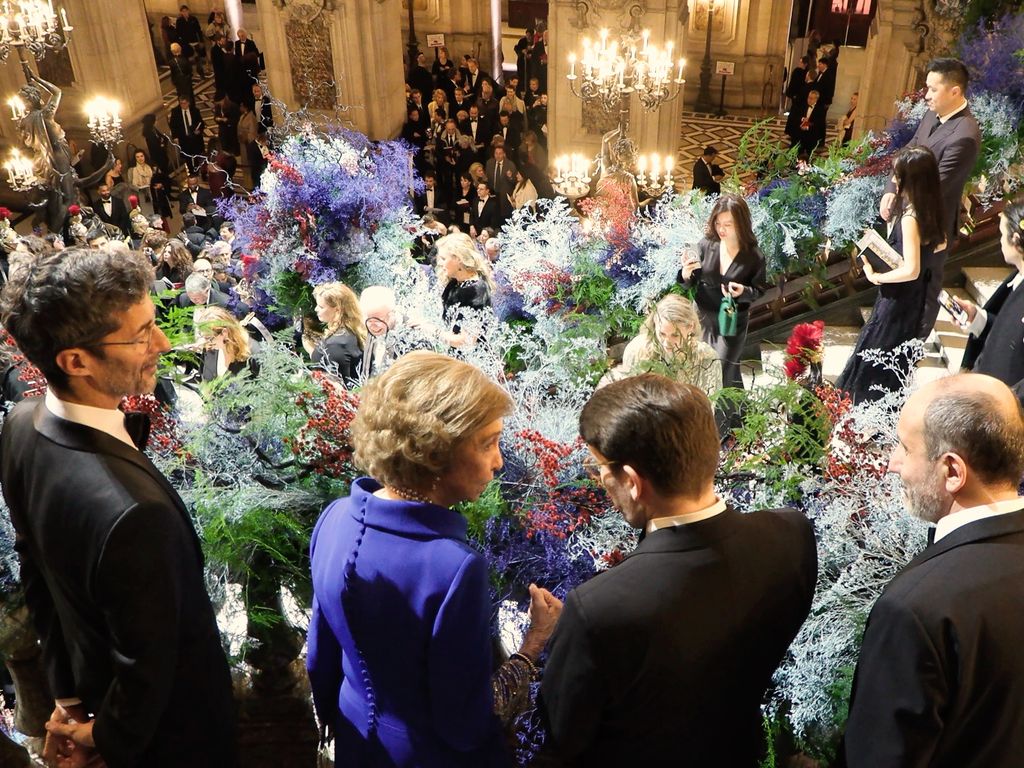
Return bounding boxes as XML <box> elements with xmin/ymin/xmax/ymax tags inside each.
<box><xmin>0</xmin><ymin>247</ymin><xmax>236</xmax><ymax>767</ymax></box>
<box><xmin>540</xmin><ymin>375</ymin><xmax>817</xmax><ymax>766</ymax></box>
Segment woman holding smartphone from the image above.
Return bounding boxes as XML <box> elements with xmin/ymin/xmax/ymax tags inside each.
<box><xmin>678</xmin><ymin>194</ymin><xmax>766</xmax><ymax>389</ymax></box>
<box><xmin>836</xmin><ymin>145</ymin><xmax>945</xmax><ymax>403</ymax></box>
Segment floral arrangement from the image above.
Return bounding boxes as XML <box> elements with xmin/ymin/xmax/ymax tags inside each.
<box><xmin>783</xmin><ymin>320</ymin><xmax>825</xmax><ymax>381</ymax></box>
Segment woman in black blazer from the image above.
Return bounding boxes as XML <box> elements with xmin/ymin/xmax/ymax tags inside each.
<box><xmin>312</xmin><ymin>282</ymin><xmax>365</xmax><ymax>387</ymax></box>
<box><xmin>678</xmin><ymin>194</ymin><xmax>766</xmax><ymax>389</ymax></box>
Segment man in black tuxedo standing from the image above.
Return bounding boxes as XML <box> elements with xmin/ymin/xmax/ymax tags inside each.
<box><xmin>0</xmin><ymin>247</ymin><xmax>236</xmax><ymax>767</ymax></box>
<box><xmin>880</xmin><ymin>57</ymin><xmax>981</xmax><ymax>338</ymax></box>
<box><xmin>692</xmin><ymin>145</ymin><xmax>724</xmax><ymax>195</ymax></box>
<box><xmin>843</xmin><ymin>373</ymin><xmax>1024</xmax><ymax>767</ymax></box>
<box><xmin>169</xmin><ymin>96</ymin><xmax>206</xmax><ymax>174</ymax></box>
<box><xmin>469</xmin><ymin>181</ymin><xmax>499</xmax><ymax>236</ymax></box>
<box><xmin>540</xmin><ymin>375</ymin><xmax>817</xmax><ymax>766</ymax></box>
<box><xmin>785</xmin><ymin>55</ymin><xmax>810</xmax><ymax>109</ymax></box>
<box><xmin>414</xmin><ymin>171</ymin><xmax>449</xmax><ymax>226</ymax></box>
<box><xmin>250</xmin><ymin>83</ymin><xmax>274</xmax><ymax>133</ymax></box>
<box><xmin>485</xmin><ymin>145</ymin><xmax>517</xmax><ymax>224</ymax></box>
<box><xmin>790</xmin><ymin>88</ymin><xmax>828</xmax><ymax>157</ymax></box>
<box><xmin>175</xmin><ymin>4</ymin><xmax>205</xmax><ymax>77</ymax></box>
<box><xmin>459</xmin><ymin>105</ymin><xmax>490</xmax><ymax>163</ymax></box>
<box><xmin>813</xmin><ymin>56</ymin><xmax>836</xmax><ymax>111</ymax></box>
<box><xmin>94</xmin><ymin>183</ymin><xmax>130</xmax><ymax>237</ymax></box>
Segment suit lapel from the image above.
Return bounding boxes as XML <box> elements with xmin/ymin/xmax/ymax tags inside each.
<box><xmin>905</xmin><ymin>507</ymin><xmax>1024</xmax><ymax>571</ymax></box>
<box><xmin>983</xmin><ymin>274</ymin><xmax>1017</xmax><ymax>314</ymax></box>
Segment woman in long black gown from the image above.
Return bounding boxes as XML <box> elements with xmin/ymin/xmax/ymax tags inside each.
<box><xmin>836</xmin><ymin>145</ymin><xmax>946</xmax><ymax>403</ymax></box>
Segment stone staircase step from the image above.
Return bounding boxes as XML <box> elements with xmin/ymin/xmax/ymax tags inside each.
<box><xmin>963</xmin><ymin>266</ymin><xmax>1009</xmax><ymax>306</ymax></box>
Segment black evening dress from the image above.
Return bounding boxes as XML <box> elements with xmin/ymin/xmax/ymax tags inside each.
<box><xmin>442</xmin><ymin>277</ymin><xmax>491</xmax><ymax>335</ymax></box>
<box><xmin>836</xmin><ymin>213</ymin><xmax>933</xmax><ymax>403</ymax></box>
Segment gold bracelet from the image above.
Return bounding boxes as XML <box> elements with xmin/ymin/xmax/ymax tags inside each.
<box><xmin>510</xmin><ymin>651</ymin><xmax>539</xmax><ymax>679</ymax></box>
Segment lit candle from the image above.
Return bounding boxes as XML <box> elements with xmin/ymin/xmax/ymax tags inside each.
<box><xmin>637</xmin><ymin>156</ymin><xmax>647</xmax><ymax>175</ymax></box>
<box><xmin>568</xmin><ymin>52</ymin><xmax>576</xmax><ymax>78</ymax></box>
<box><xmin>642</xmin><ymin>29</ymin><xmax>650</xmax><ymax>51</ymax></box>
<box><xmin>665</xmin><ymin>156</ymin><xmax>675</xmax><ymax>173</ymax></box>
<box><xmin>60</xmin><ymin>7</ymin><xmax>69</xmax><ymax>29</ymax></box>
<box><xmin>677</xmin><ymin>58</ymin><xmax>685</xmax><ymax>82</ymax></box>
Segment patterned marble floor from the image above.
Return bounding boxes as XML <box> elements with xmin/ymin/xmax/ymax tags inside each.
<box><xmin>674</xmin><ymin>110</ymin><xmax>839</xmax><ymax>190</ymax></box>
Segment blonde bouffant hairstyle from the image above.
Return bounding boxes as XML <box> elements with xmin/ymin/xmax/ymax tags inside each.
<box><xmin>351</xmin><ymin>351</ymin><xmax>512</xmax><ymax>491</ymax></box>
<box><xmin>435</xmin><ymin>232</ymin><xmax>496</xmax><ymax>292</ymax></box>
<box><xmin>313</xmin><ymin>281</ymin><xmax>367</xmax><ymax>347</ymax></box>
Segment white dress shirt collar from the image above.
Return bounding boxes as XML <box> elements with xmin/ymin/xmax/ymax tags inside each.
<box><xmin>44</xmin><ymin>388</ymin><xmax>136</xmax><ymax>449</ymax></box>
<box><xmin>933</xmin><ymin>497</ymin><xmax>1024</xmax><ymax>543</ymax></box>
<box><xmin>646</xmin><ymin>496</ymin><xmax>727</xmax><ymax>534</ymax></box>
<box><xmin>938</xmin><ymin>99</ymin><xmax>969</xmax><ymax>124</ymax></box>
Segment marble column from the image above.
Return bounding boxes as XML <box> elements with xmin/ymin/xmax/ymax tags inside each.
<box><xmin>856</xmin><ymin>0</ymin><xmax>930</xmax><ymax>136</ymax></box>
<box><xmin>257</xmin><ymin>0</ymin><xmax>406</xmax><ymax>140</ymax></box>
<box><xmin>548</xmin><ymin>0</ymin><xmax>686</xmax><ymax>175</ymax></box>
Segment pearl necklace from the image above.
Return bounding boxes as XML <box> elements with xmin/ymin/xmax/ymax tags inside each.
<box><xmin>389</xmin><ymin>485</ymin><xmax>433</xmax><ymax>504</ymax></box>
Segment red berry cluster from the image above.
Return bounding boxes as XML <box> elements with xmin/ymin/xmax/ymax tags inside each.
<box><xmin>602</xmin><ymin>548</ymin><xmax>625</xmax><ymax>567</ymax></box>
<box><xmin>288</xmin><ymin>371</ymin><xmax>361</xmax><ymax>479</ymax></box>
<box><xmin>1</xmin><ymin>330</ymin><xmax>49</xmax><ymax>400</ymax></box>
<box><xmin>512</xmin><ymin>429</ymin><xmax>610</xmax><ymax>540</ymax></box>
<box><xmin>814</xmin><ymin>385</ymin><xmax>889</xmax><ymax>483</ymax></box>
<box><xmin>515</xmin><ymin>428</ymin><xmax>577</xmax><ymax>489</ymax></box>
<box><xmin>523</xmin><ymin>485</ymin><xmax>606</xmax><ymax>540</ymax></box>
<box><xmin>120</xmin><ymin>394</ymin><xmax>187</xmax><ymax>458</ymax></box>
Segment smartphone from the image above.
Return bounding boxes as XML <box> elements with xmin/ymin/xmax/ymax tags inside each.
<box><xmin>938</xmin><ymin>290</ymin><xmax>968</xmax><ymax>324</ymax></box>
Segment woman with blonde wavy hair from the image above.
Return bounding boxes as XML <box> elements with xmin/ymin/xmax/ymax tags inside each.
<box><xmin>312</xmin><ymin>281</ymin><xmax>366</xmax><ymax>386</ymax></box>
<box><xmin>600</xmin><ymin>293</ymin><xmax>722</xmax><ymax>396</ymax></box>
<box><xmin>306</xmin><ymin>351</ymin><xmax>562</xmax><ymax>767</ymax></box>
<box><xmin>195</xmin><ymin>305</ymin><xmax>258</xmax><ymax>381</ymax></box>
<box><xmin>436</xmin><ymin>232</ymin><xmax>494</xmax><ymax>348</ymax></box>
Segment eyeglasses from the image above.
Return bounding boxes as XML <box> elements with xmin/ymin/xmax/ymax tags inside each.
<box><xmin>87</xmin><ymin>324</ymin><xmax>159</xmax><ymax>353</ymax></box>
<box><xmin>582</xmin><ymin>456</ymin><xmax>619</xmax><ymax>481</ymax></box>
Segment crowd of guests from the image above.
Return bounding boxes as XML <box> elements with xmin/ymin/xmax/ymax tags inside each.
<box><xmin>403</xmin><ymin>29</ymin><xmax>554</xmax><ymax>237</ymax></box>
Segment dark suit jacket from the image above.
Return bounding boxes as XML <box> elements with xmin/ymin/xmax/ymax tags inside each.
<box><xmin>814</xmin><ymin>64</ymin><xmax>836</xmax><ymax>105</ymax></box>
<box><xmin>540</xmin><ymin>507</ymin><xmax>817</xmax><ymax>765</ymax></box>
<box><xmin>179</xmin><ymin>186</ymin><xmax>215</xmax><ymax>216</ymax></box>
<box><xmin>94</xmin><ymin>196</ymin><xmax>130</xmax><ymax>236</ymax></box>
<box><xmin>961</xmin><ymin>272</ymin><xmax>1024</xmax><ymax>389</ymax></box>
<box><xmin>415</xmin><ymin>186</ymin><xmax>450</xmax><ymax>223</ymax></box>
<box><xmin>793</xmin><ymin>102</ymin><xmax>828</xmax><ymax>151</ymax></box>
<box><xmin>168</xmin><ymin>104</ymin><xmax>206</xmax><ymax>149</ymax></box>
<box><xmin>785</xmin><ymin>66</ymin><xmax>808</xmax><ymax>100</ymax></box>
<box><xmin>692</xmin><ymin>157</ymin><xmax>723</xmax><ymax>195</ymax></box>
<box><xmin>884</xmin><ymin>107</ymin><xmax>981</xmax><ymax>246</ymax></box>
<box><xmin>469</xmin><ymin>196</ymin><xmax>499</xmax><ymax>232</ymax></box>
<box><xmin>0</xmin><ymin>400</ymin><xmax>236</xmax><ymax>767</ymax></box>
<box><xmin>679</xmin><ymin>236</ymin><xmax>768</xmax><ymax>319</ymax></box>
<box><xmin>234</xmin><ymin>38</ymin><xmax>259</xmax><ymax>59</ymax></box>
<box><xmin>844</xmin><ymin>506</ymin><xmax>1024</xmax><ymax>768</ymax></box>
<box><xmin>459</xmin><ymin>117</ymin><xmax>493</xmax><ymax>157</ymax></box>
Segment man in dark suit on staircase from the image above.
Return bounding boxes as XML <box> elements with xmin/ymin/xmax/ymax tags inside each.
<box><xmin>844</xmin><ymin>373</ymin><xmax>1024</xmax><ymax>767</ymax></box>
<box><xmin>880</xmin><ymin>58</ymin><xmax>981</xmax><ymax>338</ymax></box>
<box><xmin>0</xmin><ymin>247</ymin><xmax>236</xmax><ymax>767</ymax></box>
<box><xmin>955</xmin><ymin>196</ymin><xmax>1024</xmax><ymax>393</ymax></box>
<box><xmin>540</xmin><ymin>375</ymin><xmax>817</xmax><ymax>766</ymax></box>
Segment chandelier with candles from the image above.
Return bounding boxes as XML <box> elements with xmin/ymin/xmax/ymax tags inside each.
<box><xmin>0</xmin><ymin>0</ymin><xmax>72</xmax><ymax>62</ymax></box>
<box><xmin>566</xmin><ymin>28</ymin><xmax>685</xmax><ymax>114</ymax></box>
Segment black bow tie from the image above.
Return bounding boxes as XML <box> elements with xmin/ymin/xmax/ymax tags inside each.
<box><xmin>123</xmin><ymin>411</ymin><xmax>151</xmax><ymax>451</ymax></box>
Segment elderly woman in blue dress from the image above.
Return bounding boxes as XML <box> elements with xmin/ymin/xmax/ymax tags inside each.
<box><xmin>307</xmin><ymin>351</ymin><xmax>562</xmax><ymax>767</ymax></box>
